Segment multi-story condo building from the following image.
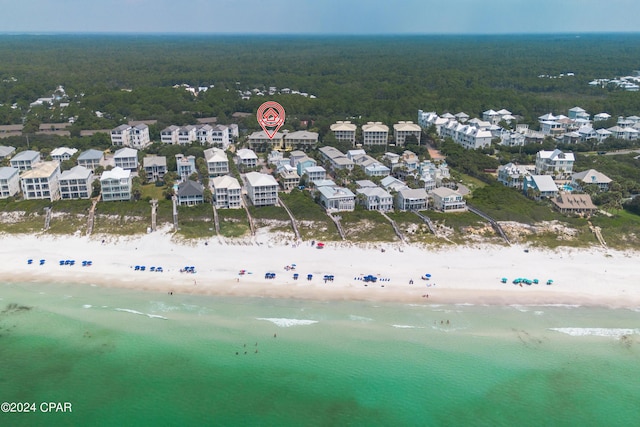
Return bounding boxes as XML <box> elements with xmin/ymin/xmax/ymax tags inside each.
<box><xmin>20</xmin><ymin>161</ymin><xmax>61</xmax><ymax>201</ymax></box>
<box><xmin>393</xmin><ymin>121</ymin><xmax>421</xmax><ymax>146</ymax></box>
<box><xmin>10</xmin><ymin>150</ymin><xmax>41</xmax><ymax>171</ymax></box>
<box><xmin>362</xmin><ymin>122</ymin><xmax>389</xmax><ymax>146</ymax></box>
<box><xmin>177</xmin><ymin>125</ymin><xmax>197</xmax><ymax>145</ymax></box>
<box><xmin>100</xmin><ymin>167</ymin><xmax>132</xmax><ymax>202</ymax></box>
<box><xmin>143</xmin><ymin>156</ymin><xmax>167</xmax><ymax>183</ymax></box>
<box><xmin>330</xmin><ymin>121</ymin><xmax>357</xmax><ymax>145</ymax></box>
<box><xmin>160</xmin><ymin>125</ymin><xmax>180</xmax><ymax>144</ymax></box>
<box><xmin>196</xmin><ymin>124</ymin><xmax>214</xmax><ymax>145</ymax></box>
<box><xmin>211</xmin><ymin>175</ymin><xmax>242</xmax><ymax>209</ymax></box>
<box><xmin>0</xmin><ymin>167</ymin><xmax>20</xmax><ymax>199</ymax></box>
<box><xmin>247</xmin><ymin>131</ymin><xmax>284</xmax><ymax>151</ymax></box>
<box><xmin>113</xmin><ymin>147</ymin><xmax>139</xmax><ymax>171</ymax></box>
<box><xmin>211</xmin><ymin>124</ymin><xmax>231</xmax><ymax>149</ymax></box>
<box><xmin>110</xmin><ymin>124</ymin><xmax>132</xmax><ymax>146</ymax></box>
<box><xmin>130</xmin><ymin>124</ymin><xmax>151</xmax><ymax>149</ymax></box>
<box><xmin>204</xmin><ymin>148</ymin><xmax>229</xmax><ymax>177</ymax></box>
<box><xmin>59</xmin><ymin>165</ymin><xmax>93</xmax><ymax>200</ymax></box>
<box><xmin>245</xmin><ymin>172</ymin><xmax>278</xmax><ymax>206</ymax></box>
<box><xmin>283</xmin><ymin>130</ymin><xmax>318</xmax><ymax>150</ymax></box>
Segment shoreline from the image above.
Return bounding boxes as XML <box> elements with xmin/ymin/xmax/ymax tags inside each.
<box><xmin>1</xmin><ymin>231</ymin><xmax>639</xmax><ymax>309</ymax></box>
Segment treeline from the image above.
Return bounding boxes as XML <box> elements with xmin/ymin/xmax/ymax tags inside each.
<box><xmin>3</xmin><ymin>34</ymin><xmax>640</xmax><ymax>133</ymax></box>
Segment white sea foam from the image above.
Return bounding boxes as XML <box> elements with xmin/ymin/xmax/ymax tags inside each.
<box><xmin>391</xmin><ymin>324</ymin><xmax>424</xmax><ymax>329</ymax></box>
<box><xmin>115</xmin><ymin>308</ymin><xmax>168</xmax><ymax>320</ymax></box>
<box><xmin>256</xmin><ymin>317</ymin><xmax>318</xmax><ymax>327</ymax></box>
<box><xmin>534</xmin><ymin>311</ymin><xmax>545</xmax><ymax>316</ymax></box>
<box><xmin>510</xmin><ymin>305</ymin><xmax>529</xmax><ymax>313</ymax></box>
<box><xmin>349</xmin><ymin>315</ymin><xmax>373</xmax><ymax>322</ymax></box>
<box><xmin>82</xmin><ymin>304</ymin><xmax>92</xmax><ymax>309</ymax></box>
<box><xmin>538</xmin><ymin>304</ymin><xmax>581</xmax><ymax>309</ymax></box>
<box><xmin>455</xmin><ymin>303</ymin><xmax>474</xmax><ymax>307</ymax></box>
<box><xmin>549</xmin><ymin>328</ymin><xmax>639</xmax><ymax>338</ymax></box>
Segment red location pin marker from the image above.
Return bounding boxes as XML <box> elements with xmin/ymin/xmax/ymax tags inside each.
<box><xmin>257</xmin><ymin>101</ymin><xmax>286</xmax><ymax>139</ymax></box>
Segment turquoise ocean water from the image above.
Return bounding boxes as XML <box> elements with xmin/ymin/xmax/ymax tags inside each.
<box><xmin>1</xmin><ymin>281</ymin><xmax>639</xmax><ymax>427</ymax></box>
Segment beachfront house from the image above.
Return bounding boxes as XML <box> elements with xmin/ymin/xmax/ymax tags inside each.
<box><xmin>204</xmin><ymin>147</ymin><xmax>229</xmax><ymax>177</ymax></box>
<box><xmin>245</xmin><ymin>172</ymin><xmax>278</xmax><ymax>207</ymax></box>
<box><xmin>100</xmin><ymin>167</ymin><xmax>132</xmax><ymax>202</ymax></box>
<box><xmin>393</xmin><ymin>121</ymin><xmax>422</xmax><ymax>146</ymax></box>
<box><xmin>551</xmin><ymin>193</ymin><xmax>597</xmax><ymax>216</ymax></box>
<box><xmin>177</xmin><ymin>180</ymin><xmax>204</xmax><ymax>206</ymax></box>
<box><xmin>10</xmin><ymin>150</ymin><xmax>41</xmax><ymax>171</ymax></box>
<box><xmin>356</xmin><ymin>186</ymin><xmax>394</xmax><ymax>212</ymax></box>
<box><xmin>330</xmin><ymin>121</ymin><xmax>357</xmax><ymax>145</ymax></box>
<box><xmin>176</xmin><ymin>154</ymin><xmax>196</xmax><ymax>181</ymax></box>
<box><xmin>523</xmin><ymin>175</ymin><xmax>559</xmax><ymax>199</ymax></box>
<box><xmin>396</xmin><ymin>188</ymin><xmax>428</xmax><ymax>211</ymax></box>
<box><xmin>59</xmin><ymin>165</ymin><xmax>93</xmax><ymax>200</ymax></box>
<box><xmin>20</xmin><ymin>161</ymin><xmax>61</xmax><ymax>201</ymax></box>
<box><xmin>571</xmin><ymin>169</ymin><xmax>612</xmax><ymax>192</ymax></box>
<box><xmin>77</xmin><ymin>149</ymin><xmax>104</xmax><ymax>171</ymax></box>
<box><xmin>431</xmin><ymin>187</ymin><xmax>466</xmax><ymax>212</ymax></box>
<box><xmin>50</xmin><ymin>147</ymin><xmax>78</xmax><ymax>162</ymax></box>
<box><xmin>236</xmin><ymin>149</ymin><xmax>258</xmax><ymax>169</ymax></box>
<box><xmin>317</xmin><ymin>186</ymin><xmax>356</xmax><ymax>212</ymax></box>
<box><xmin>143</xmin><ymin>155</ymin><xmax>167</xmax><ymax>183</ymax></box>
<box><xmin>535</xmin><ymin>149</ymin><xmax>575</xmax><ymax>178</ymax></box>
<box><xmin>211</xmin><ymin>175</ymin><xmax>242</xmax><ymax>209</ymax></box>
<box><xmin>113</xmin><ymin>147</ymin><xmax>139</xmax><ymax>171</ymax></box>
<box><xmin>0</xmin><ymin>166</ymin><xmax>20</xmax><ymax>199</ymax></box>
<box><xmin>497</xmin><ymin>163</ymin><xmax>532</xmax><ymax>190</ymax></box>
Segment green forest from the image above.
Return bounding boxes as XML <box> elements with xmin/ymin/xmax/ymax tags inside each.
<box><xmin>2</xmin><ymin>33</ymin><xmax>640</xmax><ymax>139</ymax></box>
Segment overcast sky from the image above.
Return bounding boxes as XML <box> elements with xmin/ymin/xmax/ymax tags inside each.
<box><xmin>2</xmin><ymin>0</ymin><xmax>640</xmax><ymax>35</ymax></box>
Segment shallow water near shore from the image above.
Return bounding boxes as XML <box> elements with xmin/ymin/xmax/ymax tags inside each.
<box><xmin>1</xmin><ymin>281</ymin><xmax>639</xmax><ymax>426</ymax></box>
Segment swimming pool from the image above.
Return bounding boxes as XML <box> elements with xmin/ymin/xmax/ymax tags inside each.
<box><xmin>562</xmin><ymin>184</ymin><xmax>574</xmax><ymax>192</ymax></box>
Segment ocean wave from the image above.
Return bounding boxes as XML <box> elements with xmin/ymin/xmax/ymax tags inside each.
<box><xmin>510</xmin><ymin>305</ymin><xmax>529</xmax><ymax>313</ymax></box>
<box><xmin>82</xmin><ymin>304</ymin><xmax>92</xmax><ymax>309</ymax></box>
<box><xmin>115</xmin><ymin>308</ymin><xmax>168</xmax><ymax>320</ymax></box>
<box><xmin>455</xmin><ymin>303</ymin><xmax>474</xmax><ymax>307</ymax></box>
<box><xmin>391</xmin><ymin>324</ymin><xmax>424</xmax><ymax>329</ymax></box>
<box><xmin>549</xmin><ymin>328</ymin><xmax>639</xmax><ymax>338</ymax></box>
<box><xmin>537</xmin><ymin>304</ymin><xmax>581</xmax><ymax>309</ymax></box>
<box><xmin>534</xmin><ymin>311</ymin><xmax>544</xmax><ymax>316</ymax></box>
<box><xmin>256</xmin><ymin>317</ymin><xmax>318</xmax><ymax>327</ymax></box>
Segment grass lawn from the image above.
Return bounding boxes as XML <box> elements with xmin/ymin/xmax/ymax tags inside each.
<box><xmin>176</xmin><ymin>204</ymin><xmax>214</xmax><ymax>239</ymax></box>
<box><xmin>217</xmin><ymin>208</ymin><xmax>250</xmax><ymax>238</ymax></box>
<box><xmin>338</xmin><ymin>209</ymin><xmax>398</xmax><ymax>242</ymax></box>
<box><xmin>591</xmin><ymin>209</ymin><xmax>640</xmax><ymax>249</ymax></box>
<box><xmin>387</xmin><ymin>211</ymin><xmax>444</xmax><ymax>245</ymax></box>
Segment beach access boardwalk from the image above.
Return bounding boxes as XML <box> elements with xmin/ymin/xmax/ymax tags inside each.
<box><xmin>43</xmin><ymin>206</ymin><xmax>52</xmax><ymax>231</ymax></box>
<box><xmin>380</xmin><ymin>211</ymin><xmax>406</xmax><ymax>243</ymax></box>
<box><xmin>86</xmin><ymin>196</ymin><xmax>100</xmax><ymax>236</ymax></box>
<box><xmin>412</xmin><ymin>210</ymin><xmax>437</xmax><ymax>235</ymax></box>
<box><xmin>327</xmin><ymin>212</ymin><xmax>346</xmax><ymax>240</ymax></box>
<box><xmin>277</xmin><ymin>198</ymin><xmax>301</xmax><ymax>241</ymax></box>
<box><xmin>467</xmin><ymin>204</ymin><xmax>511</xmax><ymax>245</ymax></box>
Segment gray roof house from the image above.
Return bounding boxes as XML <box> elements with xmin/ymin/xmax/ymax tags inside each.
<box><xmin>177</xmin><ymin>180</ymin><xmax>204</xmax><ymax>206</ymax></box>
<box><xmin>10</xmin><ymin>150</ymin><xmax>41</xmax><ymax>171</ymax></box>
<box><xmin>143</xmin><ymin>155</ymin><xmax>167</xmax><ymax>183</ymax></box>
<box><xmin>0</xmin><ymin>146</ymin><xmax>16</xmax><ymax>159</ymax></box>
<box><xmin>77</xmin><ymin>149</ymin><xmax>104</xmax><ymax>171</ymax></box>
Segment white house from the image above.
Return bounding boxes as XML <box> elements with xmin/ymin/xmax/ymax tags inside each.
<box><xmin>356</xmin><ymin>187</ymin><xmax>394</xmax><ymax>212</ymax></box>
<box><xmin>497</xmin><ymin>163</ymin><xmax>532</xmax><ymax>189</ymax></box>
<box><xmin>431</xmin><ymin>187</ymin><xmax>466</xmax><ymax>212</ymax></box>
<box><xmin>318</xmin><ymin>146</ymin><xmax>354</xmax><ymax>171</ymax></box>
<box><xmin>113</xmin><ymin>147</ymin><xmax>139</xmax><ymax>171</ymax></box>
<box><xmin>0</xmin><ymin>167</ymin><xmax>20</xmax><ymax>199</ymax></box>
<box><xmin>317</xmin><ymin>186</ymin><xmax>356</xmax><ymax>212</ymax></box>
<box><xmin>130</xmin><ymin>124</ymin><xmax>151</xmax><ymax>149</ymax></box>
<box><xmin>396</xmin><ymin>188</ymin><xmax>428</xmax><ymax>211</ymax></box>
<box><xmin>50</xmin><ymin>147</ymin><xmax>78</xmax><ymax>162</ymax></box>
<box><xmin>204</xmin><ymin>147</ymin><xmax>229</xmax><ymax>177</ymax></box>
<box><xmin>20</xmin><ymin>161</ymin><xmax>61</xmax><ymax>201</ymax></box>
<box><xmin>195</xmin><ymin>124</ymin><xmax>214</xmax><ymax>145</ymax></box>
<box><xmin>393</xmin><ymin>121</ymin><xmax>422</xmax><ymax>146</ymax></box>
<box><xmin>0</xmin><ymin>146</ymin><xmax>16</xmax><ymax>160</ymax></box>
<box><xmin>302</xmin><ymin>165</ymin><xmax>326</xmax><ymax>183</ymax></box>
<box><xmin>523</xmin><ymin>175</ymin><xmax>559</xmax><ymax>199</ymax></box>
<box><xmin>362</xmin><ymin>122</ymin><xmax>389</xmax><ymax>146</ymax></box>
<box><xmin>100</xmin><ymin>167</ymin><xmax>132</xmax><ymax>202</ymax></box>
<box><xmin>330</xmin><ymin>121</ymin><xmax>357</xmax><ymax>145</ymax></box>
<box><xmin>535</xmin><ymin>149</ymin><xmax>575</xmax><ymax>177</ymax></box>
<box><xmin>211</xmin><ymin>124</ymin><xmax>231</xmax><ymax>149</ymax></box>
<box><xmin>177</xmin><ymin>125</ymin><xmax>197</xmax><ymax>145</ymax></box>
<box><xmin>211</xmin><ymin>175</ymin><xmax>242</xmax><ymax>209</ymax></box>
<box><xmin>245</xmin><ymin>172</ymin><xmax>278</xmax><ymax>206</ymax></box>
<box><xmin>236</xmin><ymin>148</ymin><xmax>258</xmax><ymax>168</ymax></box>
<box><xmin>59</xmin><ymin>165</ymin><xmax>93</xmax><ymax>200</ymax></box>
<box><xmin>110</xmin><ymin>124</ymin><xmax>131</xmax><ymax>146</ymax></box>
<box><xmin>77</xmin><ymin>149</ymin><xmax>104</xmax><ymax>171</ymax></box>
<box><xmin>10</xmin><ymin>150</ymin><xmax>41</xmax><ymax>171</ymax></box>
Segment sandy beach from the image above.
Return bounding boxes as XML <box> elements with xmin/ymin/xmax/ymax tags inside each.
<box><xmin>1</xmin><ymin>229</ymin><xmax>638</xmax><ymax>308</ymax></box>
